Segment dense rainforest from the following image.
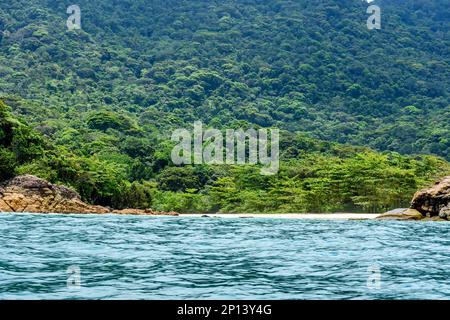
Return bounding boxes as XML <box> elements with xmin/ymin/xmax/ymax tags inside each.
<box><xmin>0</xmin><ymin>0</ymin><xmax>449</xmax><ymax>213</ymax></box>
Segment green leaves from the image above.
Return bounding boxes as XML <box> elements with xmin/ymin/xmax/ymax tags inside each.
<box><xmin>87</xmin><ymin>111</ymin><xmax>137</xmax><ymax>133</ymax></box>
<box><xmin>0</xmin><ymin>147</ymin><xmax>17</xmax><ymax>180</ymax></box>
<box><xmin>2</xmin><ymin>0</ymin><xmax>448</xmax><ymax>158</ymax></box>
<box><xmin>202</xmin><ymin>150</ymin><xmax>450</xmax><ymax>214</ymax></box>
<box><xmin>0</xmin><ymin>0</ymin><xmax>449</xmax><ymax>213</ymax></box>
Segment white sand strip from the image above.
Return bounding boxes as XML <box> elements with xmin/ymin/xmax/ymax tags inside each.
<box><xmin>180</xmin><ymin>213</ymin><xmax>381</xmax><ymax>220</ymax></box>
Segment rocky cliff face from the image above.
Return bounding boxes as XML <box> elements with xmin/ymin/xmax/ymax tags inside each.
<box><xmin>411</xmin><ymin>176</ymin><xmax>450</xmax><ymax>219</ymax></box>
<box><xmin>0</xmin><ymin>175</ymin><xmax>178</xmax><ymax>216</ymax></box>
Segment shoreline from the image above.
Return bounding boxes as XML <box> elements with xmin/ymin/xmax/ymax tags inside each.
<box><xmin>0</xmin><ymin>211</ymin><xmax>381</xmax><ymax>220</ymax></box>
<box><xmin>181</xmin><ymin>213</ymin><xmax>381</xmax><ymax>220</ymax></box>
<box><xmin>3</xmin><ymin>211</ymin><xmax>448</xmax><ymax>222</ymax></box>
<box><xmin>3</xmin><ymin>175</ymin><xmax>449</xmax><ymax>221</ymax></box>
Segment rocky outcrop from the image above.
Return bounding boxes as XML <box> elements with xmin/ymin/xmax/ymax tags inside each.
<box><xmin>411</xmin><ymin>176</ymin><xmax>450</xmax><ymax>218</ymax></box>
<box><xmin>376</xmin><ymin>208</ymin><xmax>424</xmax><ymax>221</ymax></box>
<box><xmin>377</xmin><ymin>176</ymin><xmax>450</xmax><ymax>221</ymax></box>
<box><xmin>0</xmin><ymin>175</ymin><xmax>178</xmax><ymax>216</ymax></box>
<box><xmin>0</xmin><ymin>175</ymin><xmax>108</xmax><ymax>214</ymax></box>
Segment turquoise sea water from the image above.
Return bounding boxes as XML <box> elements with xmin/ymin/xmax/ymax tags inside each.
<box><xmin>0</xmin><ymin>213</ymin><xmax>449</xmax><ymax>300</ymax></box>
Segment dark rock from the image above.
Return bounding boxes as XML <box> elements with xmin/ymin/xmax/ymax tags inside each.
<box><xmin>411</xmin><ymin>176</ymin><xmax>450</xmax><ymax>217</ymax></box>
<box><xmin>439</xmin><ymin>204</ymin><xmax>450</xmax><ymax>220</ymax></box>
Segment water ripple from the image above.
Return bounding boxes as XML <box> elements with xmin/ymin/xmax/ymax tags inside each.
<box><xmin>0</xmin><ymin>214</ymin><xmax>449</xmax><ymax>299</ymax></box>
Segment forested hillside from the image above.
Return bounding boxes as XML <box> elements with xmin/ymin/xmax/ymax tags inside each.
<box><xmin>0</xmin><ymin>0</ymin><xmax>449</xmax><ymax>213</ymax></box>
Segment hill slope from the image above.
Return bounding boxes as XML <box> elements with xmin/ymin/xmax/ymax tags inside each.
<box><xmin>0</xmin><ymin>0</ymin><xmax>448</xmax><ymax>157</ymax></box>
<box><xmin>0</xmin><ymin>0</ymin><xmax>449</xmax><ymax>213</ymax></box>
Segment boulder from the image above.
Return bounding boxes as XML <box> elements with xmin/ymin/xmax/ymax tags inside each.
<box><xmin>376</xmin><ymin>208</ymin><xmax>424</xmax><ymax>221</ymax></box>
<box><xmin>411</xmin><ymin>176</ymin><xmax>450</xmax><ymax>218</ymax></box>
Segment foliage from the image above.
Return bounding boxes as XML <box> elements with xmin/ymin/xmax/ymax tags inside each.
<box><xmin>0</xmin><ymin>1</ymin><xmax>449</xmax><ymax>213</ymax></box>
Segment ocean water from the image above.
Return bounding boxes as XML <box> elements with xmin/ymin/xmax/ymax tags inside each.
<box><xmin>0</xmin><ymin>213</ymin><xmax>449</xmax><ymax>300</ymax></box>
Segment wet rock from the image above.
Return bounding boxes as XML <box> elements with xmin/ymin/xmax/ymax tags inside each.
<box><xmin>422</xmin><ymin>216</ymin><xmax>447</xmax><ymax>222</ymax></box>
<box><xmin>376</xmin><ymin>208</ymin><xmax>424</xmax><ymax>221</ymax></box>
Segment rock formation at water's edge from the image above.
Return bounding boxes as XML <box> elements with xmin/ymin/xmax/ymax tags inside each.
<box><xmin>377</xmin><ymin>176</ymin><xmax>450</xmax><ymax>221</ymax></box>
<box><xmin>411</xmin><ymin>176</ymin><xmax>450</xmax><ymax>220</ymax></box>
<box><xmin>0</xmin><ymin>175</ymin><xmax>178</xmax><ymax>216</ymax></box>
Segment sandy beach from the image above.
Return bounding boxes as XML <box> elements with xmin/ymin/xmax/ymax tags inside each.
<box><xmin>181</xmin><ymin>213</ymin><xmax>381</xmax><ymax>220</ymax></box>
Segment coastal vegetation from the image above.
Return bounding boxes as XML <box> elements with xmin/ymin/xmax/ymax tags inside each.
<box><xmin>1</xmin><ymin>99</ymin><xmax>449</xmax><ymax>213</ymax></box>
<box><xmin>0</xmin><ymin>0</ymin><xmax>449</xmax><ymax>213</ymax></box>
